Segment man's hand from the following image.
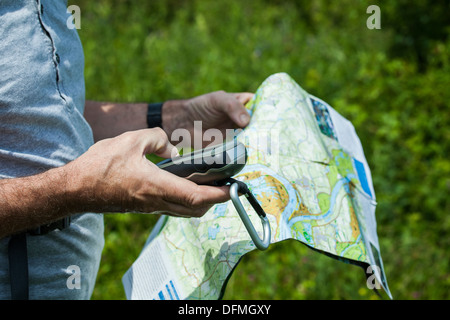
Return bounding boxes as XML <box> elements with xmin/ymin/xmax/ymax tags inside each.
<box><xmin>162</xmin><ymin>91</ymin><xmax>254</xmax><ymax>147</ymax></box>
<box><xmin>0</xmin><ymin>128</ymin><xmax>231</xmax><ymax>238</ymax></box>
<box><xmin>67</xmin><ymin>128</ymin><xmax>231</xmax><ymax>217</ymax></box>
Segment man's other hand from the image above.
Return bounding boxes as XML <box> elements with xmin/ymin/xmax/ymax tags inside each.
<box><xmin>161</xmin><ymin>91</ymin><xmax>254</xmax><ymax>147</ymax></box>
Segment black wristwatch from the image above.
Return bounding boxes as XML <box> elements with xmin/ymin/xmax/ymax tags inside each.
<box><xmin>147</xmin><ymin>102</ymin><xmax>163</xmax><ymax>128</ymax></box>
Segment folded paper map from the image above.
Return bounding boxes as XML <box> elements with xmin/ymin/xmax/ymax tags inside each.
<box><xmin>122</xmin><ymin>73</ymin><xmax>392</xmax><ymax>300</ymax></box>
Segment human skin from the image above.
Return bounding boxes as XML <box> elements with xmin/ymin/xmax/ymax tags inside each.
<box><xmin>0</xmin><ymin>91</ymin><xmax>253</xmax><ymax>238</ymax></box>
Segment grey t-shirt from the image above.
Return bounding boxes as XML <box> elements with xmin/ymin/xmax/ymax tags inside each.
<box><xmin>0</xmin><ymin>0</ymin><xmax>104</xmax><ymax>299</ymax></box>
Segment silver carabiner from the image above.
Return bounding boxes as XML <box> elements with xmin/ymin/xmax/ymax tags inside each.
<box><xmin>228</xmin><ymin>180</ymin><xmax>271</xmax><ymax>251</ymax></box>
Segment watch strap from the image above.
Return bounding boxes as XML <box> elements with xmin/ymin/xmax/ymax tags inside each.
<box><xmin>147</xmin><ymin>102</ymin><xmax>163</xmax><ymax>128</ymax></box>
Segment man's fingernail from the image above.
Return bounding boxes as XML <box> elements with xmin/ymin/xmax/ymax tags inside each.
<box><xmin>172</xmin><ymin>148</ymin><xmax>180</xmax><ymax>158</ymax></box>
<box><xmin>240</xmin><ymin>113</ymin><xmax>250</xmax><ymax>125</ymax></box>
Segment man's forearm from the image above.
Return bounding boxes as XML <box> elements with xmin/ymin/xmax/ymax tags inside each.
<box><xmin>84</xmin><ymin>100</ymin><xmax>148</xmax><ymax>142</ymax></box>
<box><xmin>0</xmin><ymin>91</ymin><xmax>253</xmax><ymax>238</ymax></box>
<box><xmin>84</xmin><ymin>99</ymin><xmax>190</xmax><ymax>143</ymax></box>
<box><xmin>0</xmin><ymin>166</ymin><xmax>76</xmax><ymax>238</ymax></box>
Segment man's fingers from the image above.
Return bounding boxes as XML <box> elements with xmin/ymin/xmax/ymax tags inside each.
<box><xmin>137</xmin><ymin>128</ymin><xmax>179</xmax><ymax>159</ymax></box>
<box><xmin>153</xmin><ymin>169</ymin><xmax>231</xmax><ymax>217</ymax></box>
<box><xmin>161</xmin><ymin>184</ymin><xmax>230</xmax><ymax>218</ymax></box>
<box><xmin>134</xmin><ymin>128</ymin><xmax>229</xmax><ymax>218</ymax></box>
<box><xmin>234</xmin><ymin>92</ymin><xmax>254</xmax><ymax>105</ymax></box>
<box><xmin>166</xmin><ymin>179</ymin><xmax>231</xmax><ymax>209</ymax></box>
<box><xmin>154</xmin><ymin>140</ymin><xmax>179</xmax><ymax>159</ymax></box>
<box><xmin>155</xmin><ymin>202</ymin><xmax>213</xmax><ymax>218</ymax></box>
<box><xmin>191</xmin><ymin>184</ymin><xmax>231</xmax><ymax>207</ymax></box>
<box><xmin>224</xmin><ymin>92</ymin><xmax>254</xmax><ymax>128</ymax></box>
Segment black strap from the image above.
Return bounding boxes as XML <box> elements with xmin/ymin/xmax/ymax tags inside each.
<box><xmin>28</xmin><ymin>216</ymin><xmax>71</xmax><ymax>236</ymax></box>
<box><xmin>7</xmin><ymin>217</ymin><xmax>71</xmax><ymax>300</ymax></box>
<box><xmin>8</xmin><ymin>233</ymin><xmax>29</xmax><ymax>300</ymax></box>
<box><xmin>147</xmin><ymin>102</ymin><xmax>163</xmax><ymax>128</ymax></box>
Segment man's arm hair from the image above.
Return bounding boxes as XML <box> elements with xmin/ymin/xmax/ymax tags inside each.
<box><xmin>0</xmin><ymin>128</ymin><xmax>232</xmax><ymax>239</ymax></box>
<box><xmin>0</xmin><ymin>165</ymin><xmax>77</xmax><ymax>238</ymax></box>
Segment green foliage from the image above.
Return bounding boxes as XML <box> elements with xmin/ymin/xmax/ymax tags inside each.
<box><xmin>71</xmin><ymin>0</ymin><xmax>450</xmax><ymax>300</ymax></box>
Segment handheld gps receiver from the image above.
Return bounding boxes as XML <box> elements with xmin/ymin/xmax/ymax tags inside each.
<box><xmin>156</xmin><ymin>140</ymin><xmax>271</xmax><ymax>250</ymax></box>
<box><xmin>156</xmin><ymin>140</ymin><xmax>247</xmax><ymax>185</ymax></box>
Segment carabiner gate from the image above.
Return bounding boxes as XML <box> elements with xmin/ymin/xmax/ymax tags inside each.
<box><xmin>220</xmin><ymin>178</ymin><xmax>271</xmax><ymax>250</ymax></box>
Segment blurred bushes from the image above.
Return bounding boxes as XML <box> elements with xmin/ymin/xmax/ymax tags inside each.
<box><xmin>71</xmin><ymin>0</ymin><xmax>449</xmax><ymax>299</ymax></box>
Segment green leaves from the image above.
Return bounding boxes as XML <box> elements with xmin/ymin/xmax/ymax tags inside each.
<box><xmin>72</xmin><ymin>0</ymin><xmax>449</xmax><ymax>300</ymax></box>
